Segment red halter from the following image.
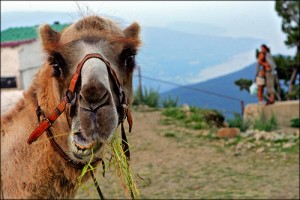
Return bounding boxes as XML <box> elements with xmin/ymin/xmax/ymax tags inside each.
<box><xmin>27</xmin><ymin>53</ymin><xmax>133</xmax><ymax>162</ymax></box>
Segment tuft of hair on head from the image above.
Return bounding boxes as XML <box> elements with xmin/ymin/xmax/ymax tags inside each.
<box><xmin>75</xmin><ymin>2</ymin><xmax>94</xmax><ymax>19</ymax></box>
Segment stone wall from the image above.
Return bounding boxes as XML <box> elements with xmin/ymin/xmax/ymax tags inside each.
<box><xmin>244</xmin><ymin>100</ymin><xmax>299</xmax><ymax>127</ymax></box>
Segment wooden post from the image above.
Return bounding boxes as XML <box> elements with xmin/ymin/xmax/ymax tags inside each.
<box><xmin>137</xmin><ymin>65</ymin><xmax>143</xmax><ymax>102</ymax></box>
<box><xmin>241</xmin><ymin>100</ymin><xmax>245</xmax><ymax>117</ymax></box>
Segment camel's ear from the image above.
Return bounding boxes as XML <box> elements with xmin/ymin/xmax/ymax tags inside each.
<box><xmin>39</xmin><ymin>24</ymin><xmax>60</xmax><ymax>53</ymax></box>
<box><xmin>124</xmin><ymin>22</ymin><xmax>140</xmax><ymax>39</ymax></box>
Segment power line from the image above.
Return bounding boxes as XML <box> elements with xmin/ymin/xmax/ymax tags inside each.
<box><xmin>135</xmin><ymin>74</ymin><xmax>242</xmax><ymax>102</ymax></box>
<box><xmin>133</xmin><ymin>74</ymin><xmax>245</xmax><ymax>115</ymax></box>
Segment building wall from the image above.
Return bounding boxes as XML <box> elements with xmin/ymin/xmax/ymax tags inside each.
<box><xmin>1</xmin><ymin>40</ymin><xmax>45</xmax><ymax>90</ymax></box>
<box><xmin>1</xmin><ymin>46</ymin><xmax>21</xmax><ymax>89</ymax></box>
<box><xmin>19</xmin><ymin>41</ymin><xmax>44</xmax><ymax>90</ymax></box>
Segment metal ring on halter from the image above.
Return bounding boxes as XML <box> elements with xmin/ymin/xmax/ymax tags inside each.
<box><xmin>65</xmin><ymin>89</ymin><xmax>78</xmax><ymax>106</ymax></box>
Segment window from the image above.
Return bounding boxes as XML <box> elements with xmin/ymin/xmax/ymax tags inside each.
<box><xmin>1</xmin><ymin>77</ymin><xmax>17</xmax><ymax>88</ymax></box>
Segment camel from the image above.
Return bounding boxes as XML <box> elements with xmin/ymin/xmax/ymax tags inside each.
<box><xmin>1</xmin><ymin>15</ymin><xmax>141</xmax><ymax>199</ymax></box>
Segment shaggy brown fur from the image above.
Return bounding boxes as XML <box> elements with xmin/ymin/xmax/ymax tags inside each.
<box><xmin>1</xmin><ymin>15</ymin><xmax>141</xmax><ymax>199</ymax></box>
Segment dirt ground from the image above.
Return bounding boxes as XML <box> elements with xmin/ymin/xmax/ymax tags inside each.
<box><xmin>75</xmin><ymin>109</ymin><xmax>299</xmax><ymax>199</ymax></box>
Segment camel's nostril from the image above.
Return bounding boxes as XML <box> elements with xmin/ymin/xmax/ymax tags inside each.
<box><xmin>81</xmin><ymin>81</ymin><xmax>108</xmax><ymax>103</ymax></box>
<box><xmin>79</xmin><ymin>91</ymin><xmax>110</xmax><ymax>111</ymax></box>
<box><xmin>90</xmin><ymin>91</ymin><xmax>110</xmax><ymax>110</ymax></box>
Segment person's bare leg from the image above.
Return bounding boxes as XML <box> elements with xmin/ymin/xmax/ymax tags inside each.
<box><xmin>267</xmin><ymin>92</ymin><xmax>275</xmax><ymax>105</ymax></box>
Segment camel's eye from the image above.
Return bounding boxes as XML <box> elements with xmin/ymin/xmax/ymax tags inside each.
<box><xmin>119</xmin><ymin>48</ymin><xmax>136</xmax><ymax>71</ymax></box>
<box><xmin>52</xmin><ymin>63</ymin><xmax>61</xmax><ymax>77</ymax></box>
<box><xmin>48</xmin><ymin>51</ymin><xmax>67</xmax><ymax>78</ymax></box>
<box><xmin>125</xmin><ymin>55</ymin><xmax>135</xmax><ymax>67</ymax></box>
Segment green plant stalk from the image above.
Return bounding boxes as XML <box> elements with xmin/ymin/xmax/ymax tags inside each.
<box><xmin>227</xmin><ymin>113</ymin><xmax>250</xmax><ymax>132</ymax></box>
<box><xmin>77</xmin><ymin>148</ymin><xmax>97</xmax><ymax>193</ymax></box>
<box><xmin>253</xmin><ymin>111</ymin><xmax>277</xmax><ymax>132</ymax></box>
<box><xmin>110</xmin><ymin>134</ymin><xmax>140</xmax><ymax>199</ymax></box>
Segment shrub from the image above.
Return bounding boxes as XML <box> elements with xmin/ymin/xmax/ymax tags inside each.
<box><xmin>161</xmin><ymin>96</ymin><xmax>178</xmax><ymax>108</ymax></box>
<box><xmin>162</xmin><ymin>107</ymin><xmax>185</xmax><ymax>120</ymax></box>
<box><xmin>191</xmin><ymin>122</ymin><xmax>205</xmax><ymax>130</ymax></box>
<box><xmin>162</xmin><ymin>106</ymin><xmax>225</xmax><ymax>129</ymax></box>
<box><xmin>132</xmin><ymin>86</ymin><xmax>143</xmax><ymax>106</ymax></box>
<box><xmin>189</xmin><ymin>113</ymin><xmax>204</xmax><ymax>122</ymax></box>
<box><xmin>253</xmin><ymin>112</ymin><xmax>277</xmax><ymax>132</ymax></box>
<box><xmin>203</xmin><ymin>109</ymin><xmax>225</xmax><ymax>128</ymax></box>
<box><xmin>227</xmin><ymin>113</ymin><xmax>251</xmax><ymax>132</ymax></box>
<box><xmin>133</xmin><ymin>86</ymin><xmax>159</xmax><ymax>108</ymax></box>
<box><xmin>143</xmin><ymin>87</ymin><xmax>159</xmax><ymax>108</ymax></box>
<box><xmin>290</xmin><ymin>118</ymin><xmax>300</xmax><ymax>128</ymax></box>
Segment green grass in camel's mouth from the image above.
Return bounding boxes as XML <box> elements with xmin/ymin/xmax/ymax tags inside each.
<box><xmin>76</xmin><ymin>133</ymin><xmax>140</xmax><ymax>199</ymax></box>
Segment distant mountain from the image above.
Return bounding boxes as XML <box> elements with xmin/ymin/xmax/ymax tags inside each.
<box><xmin>135</xmin><ymin>26</ymin><xmax>262</xmax><ymax>92</ymax></box>
<box><xmin>166</xmin><ymin>21</ymin><xmax>227</xmax><ymax>36</ymax></box>
<box><xmin>160</xmin><ymin>63</ymin><xmax>258</xmax><ymax>118</ymax></box>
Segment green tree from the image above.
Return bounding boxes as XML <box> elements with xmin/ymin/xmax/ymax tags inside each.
<box><xmin>275</xmin><ymin>1</ymin><xmax>300</xmax><ymax>95</ymax></box>
<box><xmin>234</xmin><ymin>79</ymin><xmax>253</xmax><ymax>93</ymax></box>
<box><xmin>275</xmin><ymin>1</ymin><xmax>300</xmax><ymax>54</ymax></box>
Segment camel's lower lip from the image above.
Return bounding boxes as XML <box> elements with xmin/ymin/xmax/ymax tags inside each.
<box><xmin>72</xmin><ymin>142</ymin><xmax>102</xmax><ymax>159</ymax></box>
<box><xmin>71</xmin><ymin>131</ymin><xmax>103</xmax><ymax>159</ymax></box>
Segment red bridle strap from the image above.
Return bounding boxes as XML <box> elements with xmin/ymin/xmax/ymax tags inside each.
<box><xmin>27</xmin><ymin>97</ymin><xmax>69</xmax><ymax>144</ymax></box>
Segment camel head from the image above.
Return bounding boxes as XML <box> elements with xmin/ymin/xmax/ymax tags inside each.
<box><xmin>39</xmin><ymin>16</ymin><xmax>141</xmax><ymax>163</ymax></box>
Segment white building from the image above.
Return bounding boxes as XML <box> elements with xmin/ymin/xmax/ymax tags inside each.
<box><xmin>1</xmin><ymin>22</ymin><xmax>69</xmax><ymax>90</ymax></box>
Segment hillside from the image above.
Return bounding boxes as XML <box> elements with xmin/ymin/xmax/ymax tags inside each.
<box><xmin>161</xmin><ymin>63</ymin><xmax>258</xmax><ymax>118</ymax></box>
<box><xmin>135</xmin><ymin>26</ymin><xmax>262</xmax><ymax>92</ymax></box>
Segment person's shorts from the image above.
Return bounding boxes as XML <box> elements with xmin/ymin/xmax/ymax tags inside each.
<box><xmin>256</xmin><ymin>76</ymin><xmax>265</xmax><ymax>86</ymax></box>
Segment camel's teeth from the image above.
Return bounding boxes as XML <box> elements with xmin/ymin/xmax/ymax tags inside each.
<box><xmin>71</xmin><ymin>142</ymin><xmax>77</xmax><ymax>152</ymax></box>
<box><xmin>82</xmin><ymin>149</ymin><xmax>90</xmax><ymax>157</ymax></box>
<box><xmin>77</xmin><ymin>149</ymin><xmax>83</xmax><ymax>155</ymax></box>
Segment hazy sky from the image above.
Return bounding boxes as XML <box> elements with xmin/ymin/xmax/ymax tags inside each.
<box><xmin>1</xmin><ymin>1</ymin><xmax>295</xmax><ymax>56</ymax></box>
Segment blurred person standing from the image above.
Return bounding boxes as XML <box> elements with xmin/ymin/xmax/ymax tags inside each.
<box><xmin>255</xmin><ymin>44</ymin><xmax>276</xmax><ymax>105</ymax></box>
